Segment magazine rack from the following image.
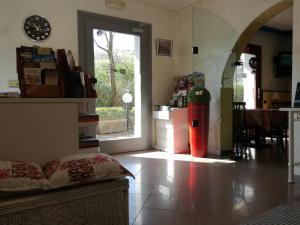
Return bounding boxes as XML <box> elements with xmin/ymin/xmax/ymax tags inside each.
<box><xmin>16</xmin><ymin>47</ymin><xmax>64</xmax><ymax>98</ymax></box>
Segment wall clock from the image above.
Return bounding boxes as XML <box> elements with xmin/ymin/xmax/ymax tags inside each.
<box><xmin>249</xmin><ymin>57</ymin><xmax>258</xmax><ymax>69</ymax></box>
<box><xmin>23</xmin><ymin>15</ymin><xmax>51</xmax><ymax>42</ymax></box>
<box><xmin>249</xmin><ymin>56</ymin><xmax>258</xmax><ymax>72</ymax></box>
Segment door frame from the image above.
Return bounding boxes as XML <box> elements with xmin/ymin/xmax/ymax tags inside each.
<box><xmin>77</xmin><ymin>10</ymin><xmax>152</xmax><ymax>153</ymax></box>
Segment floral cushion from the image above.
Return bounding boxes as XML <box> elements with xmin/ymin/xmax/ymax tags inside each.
<box><xmin>0</xmin><ymin>160</ymin><xmax>47</xmax><ymax>192</ymax></box>
<box><xmin>43</xmin><ymin>153</ymin><xmax>133</xmax><ymax>189</ymax></box>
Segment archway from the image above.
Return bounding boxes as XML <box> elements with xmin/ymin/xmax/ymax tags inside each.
<box><xmin>220</xmin><ymin>0</ymin><xmax>293</xmax><ymax>151</ymax></box>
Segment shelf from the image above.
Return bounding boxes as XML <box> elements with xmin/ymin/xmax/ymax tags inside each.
<box><xmin>79</xmin><ymin>143</ymin><xmax>100</xmax><ymax>149</ymax></box>
<box><xmin>78</xmin><ymin>121</ymin><xmax>98</xmax><ymax>127</ymax></box>
<box><xmin>0</xmin><ymin>98</ymin><xmax>96</xmax><ymax>104</ymax></box>
<box><xmin>78</xmin><ymin>114</ymin><xmax>99</xmax><ymax>122</ymax></box>
<box><xmin>78</xmin><ymin>113</ymin><xmax>99</xmax><ymax>126</ymax></box>
<box><xmin>79</xmin><ymin>138</ymin><xmax>99</xmax><ymax>149</ymax></box>
<box><xmin>79</xmin><ymin>144</ymin><xmax>100</xmax><ymax>149</ymax></box>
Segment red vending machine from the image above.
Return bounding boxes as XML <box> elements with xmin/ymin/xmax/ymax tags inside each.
<box><xmin>188</xmin><ymin>87</ymin><xmax>211</xmax><ymax>157</ymax></box>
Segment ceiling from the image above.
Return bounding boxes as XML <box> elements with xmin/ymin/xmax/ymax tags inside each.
<box><xmin>264</xmin><ymin>7</ymin><xmax>292</xmax><ymax>31</ymax></box>
<box><xmin>136</xmin><ymin>1</ymin><xmax>292</xmax><ymax>30</ymax></box>
<box><xmin>137</xmin><ymin>0</ymin><xmax>198</xmax><ymax>10</ymax></box>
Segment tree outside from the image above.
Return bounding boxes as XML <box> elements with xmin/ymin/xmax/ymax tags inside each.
<box><xmin>93</xmin><ymin>29</ymin><xmax>136</xmax><ymax>134</ymax></box>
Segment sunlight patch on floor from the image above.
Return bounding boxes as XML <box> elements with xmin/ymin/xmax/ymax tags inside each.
<box><xmin>130</xmin><ymin>151</ymin><xmax>236</xmax><ymax>164</ymax></box>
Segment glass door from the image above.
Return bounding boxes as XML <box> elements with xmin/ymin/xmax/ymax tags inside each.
<box><xmin>78</xmin><ymin>11</ymin><xmax>152</xmax><ymax>153</ymax></box>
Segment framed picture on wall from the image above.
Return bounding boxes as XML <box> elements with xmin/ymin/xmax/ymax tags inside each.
<box><xmin>156</xmin><ymin>39</ymin><xmax>173</xmax><ymax>56</ymax></box>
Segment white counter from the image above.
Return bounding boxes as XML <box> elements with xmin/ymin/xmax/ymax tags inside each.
<box><xmin>0</xmin><ymin>99</ymin><xmax>98</xmax><ymax>164</ymax></box>
<box><xmin>153</xmin><ymin>108</ymin><xmax>189</xmax><ymax>154</ymax></box>
<box><xmin>280</xmin><ymin>108</ymin><xmax>300</xmax><ymax>183</ymax></box>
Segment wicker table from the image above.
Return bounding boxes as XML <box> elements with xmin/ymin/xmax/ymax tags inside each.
<box><xmin>0</xmin><ymin>179</ymin><xmax>129</xmax><ymax>225</ymax></box>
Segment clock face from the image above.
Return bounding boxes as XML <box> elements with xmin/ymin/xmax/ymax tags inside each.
<box><xmin>23</xmin><ymin>15</ymin><xmax>51</xmax><ymax>42</ymax></box>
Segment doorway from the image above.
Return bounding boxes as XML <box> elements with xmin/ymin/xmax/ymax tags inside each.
<box><xmin>233</xmin><ymin>44</ymin><xmax>262</xmax><ymax>109</ymax></box>
<box><xmin>220</xmin><ymin>1</ymin><xmax>293</xmax><ymax>152</ymax></box>
<box><xmin>78</xmin><ymin>11</ymin><xmax>152</xmax><ymax>154</ymax></box>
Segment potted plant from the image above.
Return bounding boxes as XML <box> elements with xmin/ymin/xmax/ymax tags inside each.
<box><xmin>187</xmin><ymin>87</ymin><xmax>211</xmax><ymax>104</ymax></box>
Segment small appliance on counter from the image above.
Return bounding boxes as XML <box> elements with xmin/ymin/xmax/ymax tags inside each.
<box><xmin>154</xmin><ymin>105</ymin><xmax>170</xmax><ymax>111</ymax></box>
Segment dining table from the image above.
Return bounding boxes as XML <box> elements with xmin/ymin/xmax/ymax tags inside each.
<box><xmin>245</xmin><ymin>108</ymin><xmax>288</xmax><ymax>145</ymax></box>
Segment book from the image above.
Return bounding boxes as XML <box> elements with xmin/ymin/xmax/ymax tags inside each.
<box><xmin>20</xmin><ymin>46</ymin><xmax>33</xmax><ymax>63</ymax></box>
<box><xmin>43</xmin><ymin>69</ymin><xmax>59</xmax><ymax>85</ymax></box>
<box><xmin>23</xmin><ymin>68</ymin><xmax>41</xmax><ymax>85</ymax></box>
<box><xmin>79</xmin><ymin>139</ymin><xmax>99</xmax><ymax>144</ymax></box>
<box><xmin>79</xmin><ymin>143</ymin><xmax>99</xmax><ymax>148</ymax></box>
<box><xmin>37</xmin><ymin>47</ymin><xmax>52</xmax><ymax>55</ymax></box>
<box><xmin>78</xmin><ymin>113</ymin><xmax>99</xmax><ymax>122</ymax></box>
<box><xmin>79</xmin><ymin>134</ymin><xmax>93</xmax><ymax>140</ymax></box>
<box><xmin>40</xmin><ymin>62</ymin><xmax>57</xmax><ymax>70</ymax></box>
<box><xmin>79</xmin><ymin>138</ymin><xmax>99</xmax><ymax>148</ymax></box>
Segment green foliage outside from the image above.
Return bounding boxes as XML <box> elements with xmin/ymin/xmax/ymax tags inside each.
<box><xmin>234</xmin><ymin>81</ymin><xmax>244</xmax><ymax>102</ymax></box>
<box><xmin>96</xmin><ymin>107</ymin><xmax>135</xmax><ymax>120</ymax></box>
<box><xmin>94</xmin><ymin>49</ymin><xmax>135</xmax><ymax>108</ymax></box>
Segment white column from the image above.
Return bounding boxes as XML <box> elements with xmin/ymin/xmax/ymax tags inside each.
<box><xmin>288</xmin><ymin>111</ymin><xmax>294</xmax><ymax>183</ymax></box>
<box><xmin>293</xmin><ymin>1</ymin><xmax>300</xmax><ymax>176</ymax></box>
<box><xmin>134</xmin><ymin>35</ymin><xmax>141</xmax><ymax>137</ymax></box>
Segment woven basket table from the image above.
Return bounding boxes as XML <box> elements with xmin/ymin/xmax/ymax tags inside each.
<box><xmin>241</xmin><ymin>205</ymin><xmax>300</xmax><ymax>225</ymax></box>
<box><xmin>0</xmin><ymin>178</ymin><xmax>129</xmax><ymax>225</ymax></box>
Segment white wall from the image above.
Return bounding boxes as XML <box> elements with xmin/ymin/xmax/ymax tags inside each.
<box><xmin>0</xmin><ymin>0</ymin><xmax>177</xmax><ymax>106</ymax></box>
<box><xmin>250</xmin><ymin>30</ymin><xmax>292</xmax><ymax>91</ymax></box>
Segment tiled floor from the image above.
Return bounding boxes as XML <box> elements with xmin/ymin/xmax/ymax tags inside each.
<box><xmin>113</xmin><ymin>146</ymin><xmax>300</xmax><ymax>225</ymax></box>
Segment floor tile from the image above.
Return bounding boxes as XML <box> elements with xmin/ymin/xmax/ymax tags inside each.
<box><xmin>131</xmin><ymin>175</ymin><xmax>160</xmax><ymax>185</ymax></box>
<box><xmin>129</xmin><ymin>205</ymin><xmax>142</xmax><ymax>224</ymax></box>
<box><xmin>129</xmin><ymin>183</ymin><xmax>153</xmax><ymax>195</ymax></box>
<box><xmin>211</xmin><ymin>215</ymin><xmax>249</xmax><ymax>225</ymax></box>
<box><xmin>133</xmin><ymin>208</ymin><xmax>176</xmax><ymax>225</ymax></box>
<box><xmin>174</xmin><ymin>210</ymin><xmax>213</xmax><ymax>225</ymax></box>
<box><xmin>143</xmin><ymin>195</ymin><xmax>179</xmax><ymax>210</ymax></box>
<box><xmin>150</xmin><ymin>184</ymin><xmax>182</xmax><ymax>197</ymax></box>
<box><xmin>129</xmin><ymin>193</ymin><xmax>150</xmax><ymax>207</ymax></box>
<box><xmin>112</xmin><ymin>147</ymin><xmax>294</xmax><ymax>225</ymax></box>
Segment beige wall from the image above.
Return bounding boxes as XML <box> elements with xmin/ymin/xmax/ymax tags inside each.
<box><xmin>0</xmin><ymin>0</ymin><xmax>296</xmax><ymax>155</ymax></box>
<box><xmin>0</xmin><ymin>0</ymin><xmax>177</xmax><ymax>106</ymax></box>
<box><xmin>176</xmin><ymin>0</ymin><xmax>286</xmax><ymax>154</ymax></box>
<box><xmin>192</xmin><ymin>7</ymin><xmax>239</xmax><ymax>154</ymax></box>
<box><xmin>250</xmin><ymin>30</ymin><xmax>292</xmax><ymax>91</ymax></box>
<box><xmin>174</xmin><ymin>6</ymin><xmax>193</xmax><ymax>76</ymax></box>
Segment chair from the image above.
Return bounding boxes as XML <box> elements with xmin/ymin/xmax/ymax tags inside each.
<box><xmin>232</xmin><ymin>102</ymin><xmax>247</xmax><ymax>158</ymax></box>
<box><xmin>270</xmin><ymin>111</ymin><xmax>288</xmax><ymax>151</ymax></box>
<box><xmin>272</xmin><ymin>101</ymin><xmax>291</xmax><ymax>109</ymax></box>
<box><xmin>272</xmin><ymin>102</ymin><xmax>280</xmax><ymax>109</ymax></box>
